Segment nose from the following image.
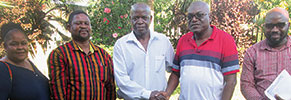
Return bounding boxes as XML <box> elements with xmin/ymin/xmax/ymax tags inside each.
<box><xmin>190</xmin><ymin>16</ymin><xmax>199</xmax><ymax>23</ymax></box>
<box><xmin>193</xmin><ymin>16</ymin><xmax>198</xmax><ymax>20</ymax></box>
<box><xmin>136</xmin><ymin>18</ymin><xmax>145</xmax><ymax>24</ymax></box>
<box><xmin>271</xmin><ymin>26</ymin><xmax>280</xmax><ymax>32</ymax></box>
<box><xmin>16</xmin><ymin>44</ymin><xmax>26</xmax><ymax>50</ymax></box>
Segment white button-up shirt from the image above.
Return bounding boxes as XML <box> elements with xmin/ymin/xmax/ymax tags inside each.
<box><xmin>113</xmin><ymin>31</ymin><xmax>174</xmax><ymax>100</ymax></box>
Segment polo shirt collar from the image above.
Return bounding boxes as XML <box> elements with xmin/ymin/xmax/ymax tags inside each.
<box><xmin>190</xmin><ymin>25</ymin><xmax>217</xmax><ymax>40</ymax></box>
<box><xmin>209</xmin><ymin>25</ymin><xmax>217</xmax><ymax>40</ymax></box>
<box><xmin>260</xmin><ymin>36</ymin><xmax>291</xmax><ymax>51</ymax></box>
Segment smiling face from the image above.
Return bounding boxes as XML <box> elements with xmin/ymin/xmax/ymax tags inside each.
<box><xmin>264</xmin><ymin>11</ymin><xmax>290</xmax><ymax>47</ymax></box>
<box><xmin>130</xmin><ymin>3</ymin><xmax>152</xmax><ymax>37</ymax></box>
<box><xmin>4</xmin><ymin>29</ymin><xmax>29</xmax><ymax>63</ymax></box>
<box><xmin>187</xmin><ymin>2</ymin><xmax>211</xmax><ymax>34</ymax></box>
<box><xmin>68</xmin><ymin>13</ymin><xmax>92</xmax><ymax>42</ymax></box>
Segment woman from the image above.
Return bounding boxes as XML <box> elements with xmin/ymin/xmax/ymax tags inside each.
<box><xmin>0</xmin><ymin>22</ymin><xmax>50</xmax><ymax>100</ymax></box>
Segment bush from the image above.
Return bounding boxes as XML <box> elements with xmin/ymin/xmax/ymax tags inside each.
<box><xmin>88</xmin><ymin>0</ymin><xmax>151</xmax><ymax>46</ymax></box>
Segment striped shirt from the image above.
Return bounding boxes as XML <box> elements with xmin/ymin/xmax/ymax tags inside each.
<box><xmin>241</xmin><ymin>36</ymin><xmax>291</xmax><ymax>100</ymax></box>
<box><xmin>172</xmin><ymin>25</ymin><xmax>240</xmax><ymax>99</ymax></box>
<box><xmin>48</xmin><ymin>40</ymin><xmax>116</xmax><ymax>100</ymax></box>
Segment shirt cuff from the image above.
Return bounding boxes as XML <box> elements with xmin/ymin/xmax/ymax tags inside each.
<box><xmin>141</xmin><ymin>90</ymin><xmax>151</xmax><ymax>99</ymax></box>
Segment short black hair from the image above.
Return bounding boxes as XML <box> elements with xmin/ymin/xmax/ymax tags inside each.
<box><xmin>68</xmin><ymin>10</ymin><xmax>90</xmax><ymax>25</ymax></box>
<box><xmin>0</xmin><ymin>22</ymin><xmax>25</xmax><ymax>43</ymax></box>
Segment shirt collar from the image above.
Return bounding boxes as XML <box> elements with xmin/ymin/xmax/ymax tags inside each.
<box><xmin>126</xmin><ymin>30</ymin><xmax>158</xmax><ymax>42</ymax></box>
<box><xmin>209</xmin><ymin>25</ymin><xmax>218</xmax><ymax>40</ymax></box>
<box><xmin>190</xmin><ymin>25</ymin><xmax>217</xmax><ymax>40</ymax></box>
<box><xmin>260</xmin><ymin>36</ymin><xmax>291</xmax><ymax>50</ymax></box>
<box><xmin>71</xmin><ymin>40</ymin><xmax>96</xmax><ymax>53</ymax></box>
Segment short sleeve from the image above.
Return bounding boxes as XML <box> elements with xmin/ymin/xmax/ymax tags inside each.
<box><xmin>221</xmin><ymin>35</ymin><xmax>240</xmax><ymax>75</ymax></box>
<box><xmin>172</xmin><ymin>37</ymin><xmax>183</xmax><ymax>72</ymax></box>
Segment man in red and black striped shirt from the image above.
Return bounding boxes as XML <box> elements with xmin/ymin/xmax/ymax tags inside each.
<box><xmin>47</xmin><ymin>10</ymin><xmax>116</xmax><ymax>100</ymax></box>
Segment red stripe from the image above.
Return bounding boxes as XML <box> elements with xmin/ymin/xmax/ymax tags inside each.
<box><xmin>223</xmin><ymin>70</ymin><xmax>239</xmax><ymax>76</ymax></box>
<box><xmin>59</xmin><ymin>46</ymin><xmax>67</xmax><ymax>99</ymax></box>
<box><xmin>49</xmin><ymin>51</ymin><xmax>56</xmax><ymax>99</ymax></box>
<box><xmin>172</xmin><ymin>68</ymin><xmax>180</xmax><ymax>72</ymax></box>
<box><xmin>98</xmin><ymin>48</ymin><xmax>105</xmax><ymax>99</ymax></box>
<box><xmin>1</xmin><ymin>61</ymin><xmax>13</xmax><ymax>81</ymax></box>
<box><xmin>68</xmin><ymin>43</ymin><xmax>79</xmax><ymax>100</ymax></box>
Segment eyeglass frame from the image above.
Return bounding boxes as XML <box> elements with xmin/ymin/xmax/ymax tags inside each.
<box><xmin>187</xmin><ymin>12</ymin><xmax>208</xmax><ymax>20</ymax></box>
<box><xmin>263</xmin><ymin>22</ymin><xmax>289</xmax><ymax>29</ymax></box>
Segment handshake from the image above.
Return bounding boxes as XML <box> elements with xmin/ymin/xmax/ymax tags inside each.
<box><xmin>149</xmin><ymin>91</ymin><xmax>170</xmax><ymax>100</ymax></box>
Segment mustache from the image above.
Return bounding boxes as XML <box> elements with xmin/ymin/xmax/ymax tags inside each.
<box><xmin>79</xmin><ymin>29</ymin><xmax>89</xmax><ymax>33</ymax></box>
<box><xmin>15</xmin><ymin>49</ymin><xmax>28</xmax><ymax>53</ymax></box>
<box><xmin>270</xmin><ymin>32</ymin><xmax>280</xmax><ymax>35</ymax></box>
<box><xmin>189</xmin><ymin>23</ymin><xmax>200</xmax><ymax>26</ymax></box>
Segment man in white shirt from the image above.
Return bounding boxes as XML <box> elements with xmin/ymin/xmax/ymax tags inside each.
<box><xmin>113</xmin><ymin>2</ymin><xmax>174</xmax><ymax>100</ymax></box>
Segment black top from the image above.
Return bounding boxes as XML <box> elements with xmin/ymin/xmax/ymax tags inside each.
<box><xmin>0</xmin><ymin>61</ymin><xmax>50</xmax><ymax>100</ymax></box>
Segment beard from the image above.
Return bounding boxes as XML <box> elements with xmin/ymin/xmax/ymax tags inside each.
<box><xmin>72</xmin><ymin>29</ymin><xmax>90</xmax><ymax>42</ymax></box>
<box><xmin>266</xmin><ymin>31</ymin><xmax>288</xmax><ymax>47</ymax></box>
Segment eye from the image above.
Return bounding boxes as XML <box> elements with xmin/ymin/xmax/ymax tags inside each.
<box><xmin>85</xmin><ymin>22</ymin><xmax>90</xmax><ymax>25</ymax></box>
<box><xmin>277</xmin><ymin>22</ymin><xmax>286</xmax><ymax>28</ymax></box>
<box><xmin>264</xmin><ymin>24</ymin><xmax>274</xmax><ymax>29</ymax></box>
<box><xmin>21</xmin><ymin>41</ymin><xmax>28</xmax><ymax>45</ymax></box>
<box><xmin>142</xmin><ymin>16</ymin><xmax>148</xmax><ymax>20</ymax></box>
<box><xmin>74</xmin><ymin>22</ymin><xmax>81</xmax><ymax>25</ymax></box>
<box><xmin>132</xmin><ymin>17</ymin><xmax>137</xmax><ymax>21</ymax></box>
<box><xmin>187</xmin><ymin>14</ymin><xmax>194</xmax><ymax>19</ymax></box>
<box><xmin>196</xmin><ymin>13</ymin><xmax>204</xmax><ymax>18</ymax></box>
<box><xmin>9</xmin><ymin>42</ymin><xmax>18</xmax><ymax>46</ymax></box>
<box><xmin>187</xmin><ymin>14</ymin><xmax>196</xmax><ymax>19</ymax></box>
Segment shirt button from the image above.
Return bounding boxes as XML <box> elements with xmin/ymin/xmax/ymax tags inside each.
<box><xmin>196</xmin><ymin>49</ymin><xmax>201</xmax><ymax>53</ymax></box>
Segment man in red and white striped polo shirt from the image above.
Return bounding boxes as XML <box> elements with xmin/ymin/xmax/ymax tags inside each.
<box><xmin>156</xmin><ymin>1</ymin><xmax>239</xmax><ymax>100</ymax></box>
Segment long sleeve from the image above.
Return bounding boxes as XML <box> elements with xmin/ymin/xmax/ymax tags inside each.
<box><xmin>113</xmin><ymin>42</ymin><xmax>151</xmax><ymax>99</ymax></box>
<box><xmin>241</xmin><ymin>51</ymin><xmax>264</xmax><ymax>100</ymax></box>
<box><xmin>48</xmin><ymin>49</ymin><xmax>67</xmax><ymax>100</ymax></box>
<box><xmin>0</xmin><ymin>62</ymin><xmax>12</xmax><ymax>100</ymax></box>
<box><xmin>104</xmin><ymin>53</ymin><xmax>116</xmax><ymax>100</ymax></box>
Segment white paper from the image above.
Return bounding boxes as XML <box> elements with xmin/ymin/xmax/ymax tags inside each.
<box><xmin>265</xmin><ymin>69</ymin><xmax>291</xmax><ymax>100</ymax></box>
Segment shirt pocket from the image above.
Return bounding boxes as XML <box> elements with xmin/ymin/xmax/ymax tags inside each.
<box><xmin>155</xmin><ymin>56</ymin><xmax>165</xmax><ymax>72</ymax></box>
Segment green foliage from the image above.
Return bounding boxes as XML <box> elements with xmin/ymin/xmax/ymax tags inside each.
<box><xmin>211</xmin><ymin>0</ymin><xmax>259</xmax><ymax>66</ymax></box>
<box><xmin>172</xmin><ymin>84</ymin><xmax>180</xmax><ymax>95</ymax></box>
<box><xmin>88</xmin><ymin>0</ymin><xmax>150</xmax><ymax>46</ymax></box>
<box><xmin>98</xmin><ymin>44</ymin><xmax>114</xmax><ymax>56</ymax></box>
<box><xmin>0</xmin><ymin>0</ymin><xmax>83</xmax><ymax>57</ymax></box>
<box><xmin>154</xmin><ymin>0</ymin><xmax>210</xmax><ymax>47</ymax></box>
<box><xmin>0</xmin><ymin>0</ymin><xmax>49</xmax><ymax>58</ymax></box>
<box><xmin>253</xmin><ymin>0</ymin><xmax>291</xmax><ymax>35</ymax></box>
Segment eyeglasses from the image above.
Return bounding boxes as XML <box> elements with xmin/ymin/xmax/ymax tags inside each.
<box><xmin>187</xmin><ymin>12</ymin><xmax>208</xmax><ymax>20</ymax></box>
<box><xmin>264</xmin><ymin>22</ymin><xmax>289</xmax><ymax>29</ymax></box>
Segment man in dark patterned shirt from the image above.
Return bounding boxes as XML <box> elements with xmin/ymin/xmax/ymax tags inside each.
<box><xmin>47</xmin><ymin>10</ymin><xmax>116</xmax><ymax>100</ymax></box>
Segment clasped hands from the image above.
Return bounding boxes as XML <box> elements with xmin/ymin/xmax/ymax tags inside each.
<box><xmin>149</xmin><ymin>91</ymin><xmax>170</xmax><ymax>100</ymax></box>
